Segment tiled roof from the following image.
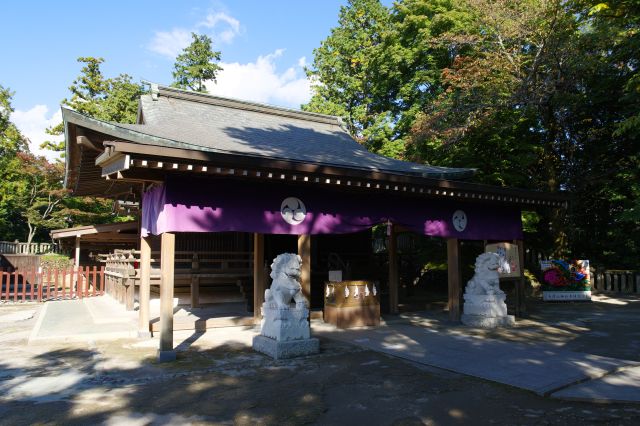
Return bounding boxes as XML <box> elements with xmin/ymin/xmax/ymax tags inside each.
<box><xmin>111</xmin><ymin>85</ymin><xmax>475</xmax><ymax>179</ymax></box>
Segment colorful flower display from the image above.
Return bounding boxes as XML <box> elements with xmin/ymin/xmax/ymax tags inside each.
<box><xmin>541</xmin><ymin>259</ymin><xmax>590</xmax><ymax>291</ymax></box>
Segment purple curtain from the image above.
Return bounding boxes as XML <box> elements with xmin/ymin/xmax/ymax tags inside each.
<box><xmin>141</xmin><ymin>176</ymin><xmax>523</xmax><ymax>240</ymax></box>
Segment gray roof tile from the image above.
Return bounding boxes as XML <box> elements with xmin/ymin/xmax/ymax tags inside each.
<box><xmin>118</xmin><ymin>86</ymin><xmax>474</xmax><ymax>179</ymax></box>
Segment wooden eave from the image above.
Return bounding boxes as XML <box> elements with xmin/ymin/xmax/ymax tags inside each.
<box><xmin>51</xmin><ymin>221</ymin><xmax>139</xmax><ymax>240</ymax></box>
<box><xmin>97</xmin><ymin>140</ymin><xmax>567</xmax><ymax>209</ymax></box>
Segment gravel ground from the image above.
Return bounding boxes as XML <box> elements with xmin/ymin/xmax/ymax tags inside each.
<box><xmin>0</xmin><ymin>296</ymin><xmax>639</xmax><ymax>425</ymax></box>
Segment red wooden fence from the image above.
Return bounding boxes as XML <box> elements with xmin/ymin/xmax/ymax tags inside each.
<box><xmin>0</xmin><ymin>266</ymin><xmax>105</xmax><ymax>303</ymax></box>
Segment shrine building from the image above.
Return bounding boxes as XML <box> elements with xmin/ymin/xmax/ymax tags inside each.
<box><xmin>62</xmin><ymin>84</ymin><xmax>565</xmax><ymax>359</ymax></box>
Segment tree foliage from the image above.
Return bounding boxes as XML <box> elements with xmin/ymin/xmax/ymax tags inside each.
<box><xmin>303</xmin><ymin>0</ymin><xmax>398</xmax><ymax>155</ymax></box>
<box><xmin>309</xmin><ymin>0</ymin><xmax>640</xmax><ymax>268</ymax></box>
<box><xmin>44</xmin><ymin>57</ymin><xmax>145</xmax><ymax>152</ymax></box>
<box><xmin>172</xmin><ymin>33</ymin><xmax>223</xmax><ymax>92</ymax></box>
<box><xmin>0</xmin><ymin>85</ymin><xmax>29</xmax><ymax>157</ymax></box>
<box><xmin>1</xmin><ymin>57</ymin><xmax>142</xmax><ymax>243</ymax></box>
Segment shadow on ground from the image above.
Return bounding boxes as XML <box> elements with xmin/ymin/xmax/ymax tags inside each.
<box><xmin>1</xmin><ymin>334</ymin><xmax>640</xmax><ymax>425</ymax></box>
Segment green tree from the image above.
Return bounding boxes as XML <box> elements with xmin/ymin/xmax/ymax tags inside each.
<box><xmin>17</xmin><ymin>57</ymin><xmax>143</xmax><ymax>241</ymax></box>
<box><xmin>172</xmin><ymin>33</ymin><xmax>222</xmax><ymax>92</ymax></box>
<box><xmin>0</xmin><ymin>85</ymin><xmax>29</xmax><ymax>157</ymax></box>
<box><xmin>303</xmin><ymin>0</ymin><xmax>397</xmax><ymax>155</ymax></box>
<box><xmin>406</xmin><ymin>0</ymin><xmax>639</xmax><ymax>266</ymax></box>
<box><xmin>43</xmin><ymin>57</ymin><xmax>145</xmax><ymax>152</ymax></box>
<box><xmin>0</xmin><ymin>86</ymin><xmax>30</xmax><ymax>240</ymax></box>
<box><xmin>309</xmin><ymin>0</ymin><xmax>639</xmax><ymax>267</ymax></box>
<box><xmin>13</xmin><ymin>153</ymin><xmax>68</xmax><ymax>244</ymax></box>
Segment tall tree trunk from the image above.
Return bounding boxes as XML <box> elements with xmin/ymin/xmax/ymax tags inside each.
<box><xmin>26</xmin><ymin>223</ymin><xmax>37</xmax><ymax>245</ymax></box>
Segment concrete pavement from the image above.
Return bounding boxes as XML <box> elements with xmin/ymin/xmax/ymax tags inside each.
<box><xmin>312</xmin><ymin>321</ymin><xmax>640</xmax><ymax>400</ymax></box>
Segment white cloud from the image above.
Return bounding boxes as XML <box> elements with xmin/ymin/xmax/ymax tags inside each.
<box><xmin>147</xmin><ymin>28</ymin><xmax>192</xmax><ymax>59</ymax></box>
<box><xmin>11</xmin><ymin>105</ymin><xmax>63</xmax><ymax>162</ymax></box>
<box><xmin>206</xmin><ymin>51</ymin><xmax>312</xmax><ymax>108</ymax></box>
<box><xmin>148</xmin><ymin>11</ymin><xmax>242</xmax><ymax>59</ymax></box>
<box><xmin>198</xmin><ymin>12</ymin><xmax>241</xmax><ymax>44</ymax></box>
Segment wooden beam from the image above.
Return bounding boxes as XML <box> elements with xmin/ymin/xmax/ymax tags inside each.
<box><xmin>51</xmin><ymin>221</ymin><xmax>139</xmax><ymax>239</ymax></box>
<box><xmin>159</xmin><ymin>232</ymin><xmax>176</xmax><ymax>361</ymax></box>
<box><xmin>138</xmin><ymin>235</ymin><xmax>151</xmax><ymax>338</ymax></box>
<box><xmin>298</xmin><ymin>234</ymin><xmax>311</xmax><ymax>303</ymax></box>
<box><xmin>447</xmin><ymin>238</ymin><xmax>462</xmax><ymax>322</ymax></box>
<box><xmin>102</xmin><ymin>140</ymin><xmax>567</xmax><ymax>204</ymax></box>
<box><xmin>388</xmin><ymin>224</ymin><xmax>399</xmax><ymax>314</ymax></box>
<box><xmin>253</xmin><ymin>233</ymin><xmax>265</xmax><ymax>322</ymax></box>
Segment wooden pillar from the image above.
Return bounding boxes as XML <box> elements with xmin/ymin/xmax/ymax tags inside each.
<box><xmin>298</xmin><ymin>234</ymin><xmax>311</xmax><ymax>303</ymax></box>
<box><xmin>253</xmin><ymin>233</ymin><xmax>265</xmax><ymax>322</ymax></box>
<box><xmin>515</xmin><ymin>239</ymin><xmax>527</xmax><ymax>317</ymax></box>
<box><xmin>190</xmin><ymin>253</ymin><xmax>200</xmax><ymax>308</ymax></box>
<box><xmin>388</xmin><ymin>224</ymin><xmax>399</xmax><ymax>314</ymax></box>
<box><xmin>138</xmin><ymin>236</ymin><xmax>151</xmax><ymax>338</ymax></box>
<box><xmin>447</xmin><ymin>238</ymin><xmax>462</xmax><ymax>322</ymax></box>
<box><xmin>159</xmin><ymin>232</ymin><xmax>176</xmax><ymax>362</ymax></box>
<box><xmin>74</xmin><ymin>236</ymin><xmax>81</xmax><ymax>267</ymax></box>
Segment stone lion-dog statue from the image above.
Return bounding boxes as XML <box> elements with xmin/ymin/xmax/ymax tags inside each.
<box><xmin>465</xmin><ymin>252</ymin><xmax>504</xmax><ymax>296</ymax></box>
<box><xmin>265</xmin><ymin>253</ymin><xmax>309</xmax><ymax>309</ymax></box>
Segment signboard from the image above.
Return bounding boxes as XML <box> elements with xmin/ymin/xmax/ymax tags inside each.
<box><xmin>540</xmin><ymin>259</ymin><xmax>590</xmax><ymax>291</ymax></box>
<box><xmin>485</xmin><ymin>242</ymin><xmax>521</xmax><ymax>278</ymax></box>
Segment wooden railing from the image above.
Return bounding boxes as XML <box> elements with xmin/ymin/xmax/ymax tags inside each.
<box><xmin>100</xmin><ymin>249</ymin><xmax>254</xmax><ymax>311</ymax></box>
<box><xmin>591</xmin><ymin>269</ymin><xmax>640</xmax><ymax>294</ymax></box>
<box><xmin>0</xmin><ymin>241</ymin><xmax>59</xmax><ymax>255</ymax></box>
<box><xmin>0</xmin><ymin>265</ymin><xmax>105</xmax><ymax>303</ymax></box>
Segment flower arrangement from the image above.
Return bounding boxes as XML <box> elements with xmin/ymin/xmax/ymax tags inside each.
<box><xmin>541</xmin><ymin>259</ymin><xmax>590</xmax><ymax>292</ymax></box>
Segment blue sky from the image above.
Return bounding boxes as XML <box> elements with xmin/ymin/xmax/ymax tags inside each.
<box><xmin>2</xmin><ymin>0</ymin><xmax>391</xmax><ymax>159</ymax></box>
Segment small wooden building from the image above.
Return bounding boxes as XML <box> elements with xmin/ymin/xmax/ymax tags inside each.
<box><xmin>62</xmin><ymin>84</ymin><xmax>565</xmax><ymax>359</ymax></box>
<box><xmin>50</xmin><ymin>221</ymin><xmax>139</xmax><ymax>267</ymax></box>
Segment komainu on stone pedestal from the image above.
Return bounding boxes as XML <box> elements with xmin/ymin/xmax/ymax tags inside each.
<box><xmin>252</xmin><ymin>253</ymin><xmax>319</xmax><ymax>359</ymax></box>
<box><xmin>461</xmin><ymin>253</ymin><xmax>515</xmax><ymax>328</ymax></box>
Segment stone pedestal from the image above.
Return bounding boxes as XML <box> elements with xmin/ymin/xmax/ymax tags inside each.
<box><xmin>252</xmin><ymin>302</ymin><xmax>319</xmax><ymax>360</ymax></box>
<box><xmin>461</xmin><ymin>293</ymin><xmax>515</xmax><ymax>328</ymax></box>
<box><xmin>252</xmin><ymin>335</ymin><xmax>319</xmax><ymax>360</ymax></box>
<box><xmin>543</xmin><ymin>291</ymin><xmax>592</xmax><ymax>301</ymax></box>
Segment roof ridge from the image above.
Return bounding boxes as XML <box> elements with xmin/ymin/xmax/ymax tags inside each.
<box><xmin>153</xmin><ymin>84</ymin><xmax>343</xmax><ymax>126</ymax></box>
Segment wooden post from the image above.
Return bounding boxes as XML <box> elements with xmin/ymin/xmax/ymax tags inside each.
<box><xmin>74</xmin><ymin>236</ymin><xmax>81</xmax><ymax>267</ymax></box>
<box><xmin>159</xmin><ymin>232</ymin><xmax>176</xmax><ymax>361</ymax></box>
<box><xmin>190</xmin><ymin>253</ymin><xmax>200</xmax><ymax>308</ymax></box>
<box><xmin>298</xmin><ymin>234</ymin><xmax>311</xmax><ymax>303</ymax></box>
<box><xmin>74</xmin><ymin>236</ymin><xmax>81</xmax><ymax>288</ymax></box>
<box><xmin>124</xmin><ymin>253</ymin><xmax>135</xmax><ymax>310</ymax></box>
<box><xmin>138</xmin><ymin>236</ymin><xmax>152</xmax><ymax>338</ymax></box>
<box><xmin>388</xmin><ymin>224</ymin><xmax>399</xmax><ymax>314</ymax></box>
<box><xmin>515</xmin><ymin>240</ymin><xmax>527</xmax><ymax>317</ymax></box>
<box><xmin>253</xmin><ymin>233</ymin><xmax>265</xmax><ymax>322</ymax></box>
<box><xmin>447</xmin><ymin>238</ymin><xmax>462</xmax><ymax>322</ymax></box>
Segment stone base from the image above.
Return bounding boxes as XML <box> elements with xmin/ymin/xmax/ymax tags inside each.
<box><xmin>157</xmin><ymin>350</ymin><xmax>177</xmax><ymax>362</ymax></box>
<box><xmin>252</xmin><ymin>335</ymin><xmax>319</xmax><ymax>360</ymax></box>
<box><xmin>543</xmin><ymin>291</ymin><xmax>592</xmax><ymax>301</ymax></box>
<box><xmin>461</xmin><ymin>314</ymin><xmax>515</xmax><ymax>328</ymax></box>
<box><xmin>463</xmin><ymin>293</ymin><xmax>508</xmax><ymax>317</ymax></box>
<box><xmin>260</xmin><ymin>303</ymin><xmax>310</xmax><ymax>341</ymax></box>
